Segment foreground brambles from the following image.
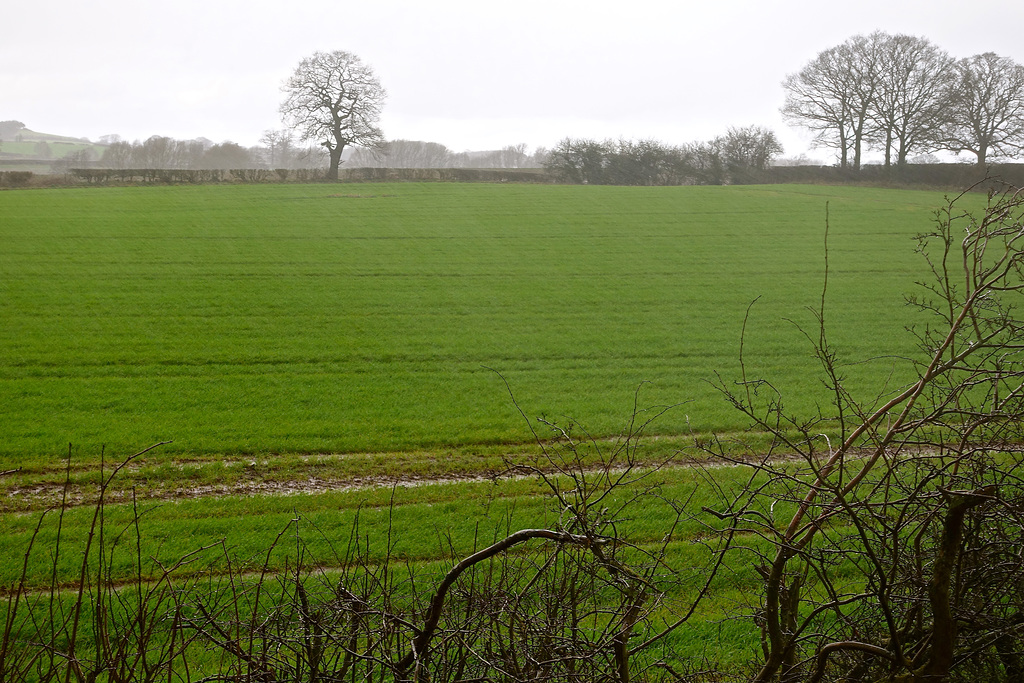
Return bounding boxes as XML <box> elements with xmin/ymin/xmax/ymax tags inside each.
<box><xmin>697</xmin><ymin>184</ymin><xmax>1024</xmax><ymax>682</ymax></box>
<box><xmin>1</xmin><ymin>410</ymin><xmax>740</xmax><ymax>682</ymax></box>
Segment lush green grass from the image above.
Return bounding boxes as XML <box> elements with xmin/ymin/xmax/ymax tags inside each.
<box><xmin>0</xmin><ymin>462</ymin><xmax>778</xmax><ymax>671</ymax></box>
<box><xmin>0</xmin><ymin>181</ymin><xmax>1000</xmax><ymax>678</ymax></box>
<box><xmin>0</xmin><ymin>458</ymin><xmax>847</xmax><ymax>675</ymax></box>
<box><xmin>0</xmin><ymin>183</ymin><xmax>957</xmax><ymax>474</ymax></box>
<box><xmin>0</xmin><ymin>465</ymin><xmax>717</xmax><ymax>587</ymax></box>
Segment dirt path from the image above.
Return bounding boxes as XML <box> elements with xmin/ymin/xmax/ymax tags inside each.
<box><xmin>2</xmin><ymin>453</ymin><xmax>737</xmax><ymax>513</ymax></box>
<box><xmin>5</xmin><ymin>470</ymin><xmax>509</xmax><ymax>511</ymax></box>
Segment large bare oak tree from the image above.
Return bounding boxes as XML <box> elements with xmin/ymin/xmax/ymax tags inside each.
<box><xmin>943</xmin><ymin>52</ymin><xmax>1024</xmax><ymax>167</ymax></box>
<box><xmin>280</xmin><ymin>50</ymin><xmax>386</xmax><ymax>180</ymax></box>
<box><xmin>781</xmin><ymin>33</ymin><xmax>881</xmax><ymax>170</ymax></box>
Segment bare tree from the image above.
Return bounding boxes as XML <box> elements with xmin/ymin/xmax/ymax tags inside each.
<box><xmin>545</xmin><ymin>133</ymin><xmax>783</xmax><ymax>186</ymax></box>
<box><xmin>0</xmin><ymin>120</ymin><xmax>25</xmax><ymax>140</ymax></box>
<box><xmin>199</xmin><ymin>142</ymin><xmax>252</xmax><ymax>170</ymax></box>
<box><xmin>100</xmin><ymin>140</ymin><xmax>133</xmax><ymax>169</ymax></box>
<box><xmin>943</xmin><ymin>52</ymin><xmax>1024</xmax><ymax>167</ymax></box>
<box><xmin>498</xmin><ymin>142</ymin><xmax>529</xmax><ymax>168</ymax></box>
<box><xmin>868</xmin><ymin>34</ymin><xmax>953</xmax><ymax>168</ymax></box>
<box><xmin>178</xmin><ymin>138</ymin><xmax>210</xmax><ymax>169</ymax></box>
<box><xmin>280</xmin><ymin>50</ymin><xmax>387</xmax><ymax>181</ymax></box>
<box><xmin>781</xmin><ymin>33</ymin><xmax>881</xmax><ymax>170</ymax></box>
<box><xmin>719</xmin><ymin>125</ymin><xmax>784</xmax><ymax>173</ymax></box>
<box><xmin>605</xmin><ymin>138</ymin><xmax>691</xmax><ymax>185</ymax></box>
<box><xmin>135</xmin><ymin>135</ymin><xmax>177</xmax><ymax>168</ymax></box>
<box><xmin>357</xmin><ymin>139</ymin><xmax>453</xmax><ymax>168</ymax></box>
<box><xmin>259</xmin><ymin>129</ymin><xmax>297</xmax><ymax>169</ymax></box>
<box><xmin>544</xmin><ymin>137</ymin><xmax>614</xmax><ymax>184</ymax></box>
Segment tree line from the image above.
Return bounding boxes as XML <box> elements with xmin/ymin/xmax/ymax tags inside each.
<box><xmin>543</xmin><ymin>126</ymin><xmax>784</xmax><ymax>185</ymax></box>
<box><xmin>95</xmin><ymin>133</ymin><xmax>325</xmax><ymax>171</ymax></box>
<box><xmin>275</xmin><ymin>51</ymin><xmax>788</xmax><ymax>185</ymax></box>
<box><xmin>346</xmin><ymin>140</ymin><xmax>546</xmax><ymax>169</ymax></box>
<box><xmin>89</xmin><ymin>135</ymin><xmax>549</xmax><ymax>174</ymax></box>
<box><xmin>72</xmin><ymin>131</ymin><xmax>548</xmax><ymax>175</ymax></box>
<box><xmin>783</xmin><ymin>32</ymin><xmax>1024</xmax><ymax>169</ymax></box>
<box><xmin>17</xmin><ymin>33</ymin><xmax>1024</xmax><ymax>182</ymax></box>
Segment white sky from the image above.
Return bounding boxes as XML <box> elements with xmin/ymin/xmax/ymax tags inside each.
<box><xmin>4</xmin><ymin>0</ymin><xmax>1023</xmax><ymax>161</ymax></box>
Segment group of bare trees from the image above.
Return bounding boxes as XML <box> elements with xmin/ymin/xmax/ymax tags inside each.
<box><xmin>544</xmin><ymin>126</ymin><xmax>783</xmax><ymax>186</ymax></box>
<box><xmin>97</xmin><ymin>134</ymin><xmax>324</xmax><ymax>171</ymax></box>
<box><xmin>346</xmin><ymin>140</ymin><xmax>546</xmax><ymax>169</ymax></box>
<box><xmin>783</xmin><ymin>32</ymin><xmax>1024</xmax><ymax>169</ymax></box>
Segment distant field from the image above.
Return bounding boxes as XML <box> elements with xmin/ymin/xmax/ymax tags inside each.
<box><xmin>0</xmin><ymin>183</ymin><xmax>958</xmax><ymax>475</ymax></box>
<box><xmin>0</xmin><ymin>129</ymin><xmax>107</xmax><ymax>171</ymax></box>
<box><xmin>0</xmin><ymin>140</ymin><xmax>98</xmax><ymax>157</ymax></box>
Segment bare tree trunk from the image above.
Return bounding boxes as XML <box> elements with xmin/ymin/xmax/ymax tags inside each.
<box><xmin>923</xmin><ymin>488</ymin><xmax>993</xmax><ymax>681</ymax></box>
<box><xmin>326</xmin><ymin>144</ymin><xmax>343</xmax><ymax>181</ymax></box>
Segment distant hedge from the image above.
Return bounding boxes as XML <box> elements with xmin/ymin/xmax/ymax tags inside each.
<box><xmin>68</xmin><ymin>168</ymin><xmax>325</xmax><ymax>184</ymax></box>
<box><xmin>336</xmin><ymin>167</ymin><xmax>552</xmax><ymax>183</ymax></box>
<box><xmin>766</xmin><ymin>163</ymin><xmax>1024</xmax><ymax>189</ymax></box>
<box><xmin>39</xmin><ymin>163</ymin><xmax>1024</xmax><ymax>190</ymax></box>
<box><xmin>0</xmin><ymin>171</ymin><xmax>33</xmax><ymax>186</ymax></box>
<box><xmin>60</xmin><ymin>166</ymin><xmax>552</xmax><ymax>186</ymax></box>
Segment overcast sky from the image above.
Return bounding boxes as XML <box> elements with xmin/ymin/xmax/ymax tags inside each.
<box><xmin>4</xmin><ymin>0</ymin><xmax>1023</xmax><ymax>161</ymax></box>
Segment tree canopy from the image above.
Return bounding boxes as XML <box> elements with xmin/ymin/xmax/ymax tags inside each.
<box><xmin>279</xmin><ymin>50</ymin><xmax>387</xmax><ymax>180</ymax></box>
<box><xmin>783</xmin><ymin>33</ymin><xmax>1024</xmax><ymax>168</ymax></box>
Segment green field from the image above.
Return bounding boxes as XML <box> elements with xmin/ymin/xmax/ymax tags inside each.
<box><xmin>0</xmin><ymin>181</ymin><xmax>1000</xmax><ymax>678</ymax></box>
<box><xmin>1</xmin><ymin>183</ymin><xmax>954</xmax><ymax>472</ymax></box>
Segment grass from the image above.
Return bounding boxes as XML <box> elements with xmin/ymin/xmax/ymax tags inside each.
<box><xmin>0</xmin><ymin>459</ymin><xmax>782</xmax><ymax>675</ymax></box>
<box><xmin>0</xmin><ymin>181</ymin><xmax>1005</xmax><ymax>678</ymax></box>
<box><xmin>0</xmin><ymin>178</ymin><xmax>963</xmax><ymax>596</ymax></box>
<box><xmin>0</xmin><ymin>182</ymin><xmax>957</xmax><ymax>476</ymax></box>
<box><xmin>2</xmin><ymin>461</ymin><xmax>781</xmax><ymax>589</ymax></box>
